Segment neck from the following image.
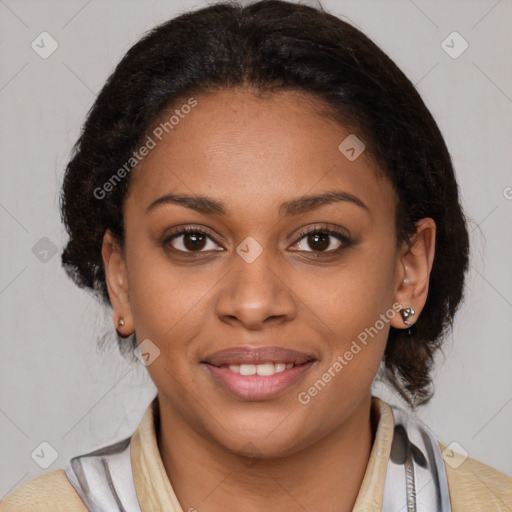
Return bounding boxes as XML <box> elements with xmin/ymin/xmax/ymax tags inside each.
<box><xmin>157</xmin><ymin>394</ymin><xmax>375</xmax><ymax>512</ymax></box>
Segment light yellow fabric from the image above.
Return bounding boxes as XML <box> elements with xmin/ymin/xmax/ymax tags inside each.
<box><xmin>1</xmin><ymin>397</ymin><xmax>511</xmax><ymax>511</ymax></box>
<box><xmin>0</xmin><ymin>468</ymin><xmax>88</xmax><ymax>512</ymax></box>
<box><xmin>440</xmin><ymin>441</ymin><xmax>512</xmax><ymax>511</ymax></box>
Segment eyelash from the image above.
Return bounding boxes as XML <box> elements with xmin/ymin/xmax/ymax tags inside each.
<box><xmin>295</xmin><ymin>226</ymin><xmax>352</xmax><ymax>253</ymax></box>
<box><xmin>163</xmin><ymin>224</ymin><xmax>352</xmax><ymax>256</ymax></box>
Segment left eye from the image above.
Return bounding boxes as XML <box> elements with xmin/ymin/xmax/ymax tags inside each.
<box><xmin>293</xmin><ymin>228</ymin><xmax>349</xmax><ymax>253</ymax></box>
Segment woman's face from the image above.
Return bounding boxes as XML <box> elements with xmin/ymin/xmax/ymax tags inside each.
<box><xmin>104</xmin><ymin>87</ymin><xmax>433</xmax><ymax>458</ymax></box>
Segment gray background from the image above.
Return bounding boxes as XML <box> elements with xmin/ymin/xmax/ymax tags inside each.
<box><xmin>1</xmin><ymin>0</ymin><xmax>511</xmax><ymax>499</ymax></box>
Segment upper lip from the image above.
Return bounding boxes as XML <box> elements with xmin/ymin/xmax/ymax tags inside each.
<box><xmin>202</xmin><ymin>346</ymin><xmax>316</xmax><ymax>367</ymax></box>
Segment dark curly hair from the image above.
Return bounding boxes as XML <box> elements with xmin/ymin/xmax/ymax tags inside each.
<box><xmin>60</xmin><ymin>0</ymin><xmax>469</xmax><ymax>409</ymax></box>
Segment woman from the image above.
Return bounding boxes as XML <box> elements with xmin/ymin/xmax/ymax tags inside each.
<box><xmin>1</xmin><ymin>0</ymin><xmax>510</xmax><ymax>510</ymax></box>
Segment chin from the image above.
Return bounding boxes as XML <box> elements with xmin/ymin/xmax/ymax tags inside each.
<box><xmin>227</xmin><ymin>435</ymin><xmax>306</xmax><ymax>461</ymax></box>
<box><xmin>209</xmin><ymin>413</ymin><xmax>314</xmax><ymax>460</ymax></box>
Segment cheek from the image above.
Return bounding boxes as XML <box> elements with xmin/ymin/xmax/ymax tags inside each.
<box><xmin>124</xmin><ymin>240</ymin><xmax>209</xmax><ymax>353</ymax></box>
<box><xmin>127</xmin><ymin>262</ymin><xmax>206</xmax><ymax>395</ymax></box>
<box><xmin>294</xmin><ymin>240</ymin><xmax>397</xmax><ymax>392</ymax></box>
<box><xmin>295</xmin><ymin>245</ymin><xmax>397</xmax><ymax>337</ymax></box>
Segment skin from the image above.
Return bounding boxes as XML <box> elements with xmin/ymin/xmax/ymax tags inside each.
<box><xmin>102</xmin><ymin>87</ymin><xmax>435</xmax><ymax>512</ymax></box>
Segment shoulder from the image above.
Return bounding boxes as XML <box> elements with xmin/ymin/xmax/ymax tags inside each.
<box><xmin>440</xmin><ymin>442</ymin><xmax>512</xmax><ymax>511</ymax></box>
<box><xmin>0</xmin><ymin>469</ymin><xmax>87</xmax><ymax>512</ymax></box>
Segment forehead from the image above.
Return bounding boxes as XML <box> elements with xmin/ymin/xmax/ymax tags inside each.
<box><xmin>125</xmin><ymin>87</ymin><xmax>395</xmax><ymax>220</ymax></box>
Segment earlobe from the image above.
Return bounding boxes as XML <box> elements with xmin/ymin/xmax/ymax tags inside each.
<box><xmin>391</xmin><ymin>218</ymin><xmax>436</xmax><ymax>329</ymax></box>
<box><xmin>101</xmin><ymin>230</ymin><xmax>134</xmax><ymax>336</ymax></box>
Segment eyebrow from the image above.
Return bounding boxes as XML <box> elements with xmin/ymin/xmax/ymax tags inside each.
<box><xmin>145</xmin><ymin>190</ymin><xmax>369</xmax><ymax>217</ymax></box>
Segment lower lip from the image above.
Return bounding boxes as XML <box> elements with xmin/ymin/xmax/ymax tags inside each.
<box><xmin>202</xmin><ymin>361</ymin><xmax>315</xmax><ymax>401</ymax></box>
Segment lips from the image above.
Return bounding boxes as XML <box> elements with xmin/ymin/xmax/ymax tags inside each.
<box><xmin>201</xmin><ymin>346</ymin><xmax>316</xmax><ymax>367</ymax></box>
<box><xmin>204</xmin><ymin>360</ymin><xmax>316</xmax><ymax>400</ymax></box>
<box><xmin>201</xmin><ymin>346</ymin><xmax>318</xmax><ymax>400</ymax></box>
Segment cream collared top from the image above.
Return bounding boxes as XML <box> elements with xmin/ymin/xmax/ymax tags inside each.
<box><xmin>1</xmin><ymin>397</ymin><xmax>511</xmax><ymax>511</ymax></box>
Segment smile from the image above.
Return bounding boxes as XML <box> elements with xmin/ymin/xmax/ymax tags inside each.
<box><xmin>202</xmin><ymin>360</ymin><xmax>315</xmax><ymax>400</ymax></box>
<box><xmin>226</xmin><ymin>362</ymin><xmax>295</xmax><ymax>375</ymax></box>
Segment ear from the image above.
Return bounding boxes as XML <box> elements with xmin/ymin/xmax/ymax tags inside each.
<box><xmin>101</xmin><ymin>230</ymin><xmax>134</xmax><ymax>337</ymax></box>
<box><xmin>390</xmin><ymin>218</ymin><xmax>436</xmax><ymax>330</ymax></box>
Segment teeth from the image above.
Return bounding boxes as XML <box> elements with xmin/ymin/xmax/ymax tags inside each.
<box><xmin>227</xmin><ymin>362</ymin><xmax>295</xmax><ymax>375</ymax></box>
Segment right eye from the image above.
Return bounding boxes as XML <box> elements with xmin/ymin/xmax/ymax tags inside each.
<box><xmin>164</xmin><ymin>226</ymin><xmax>224</xmax><ymax>253</ymax></box>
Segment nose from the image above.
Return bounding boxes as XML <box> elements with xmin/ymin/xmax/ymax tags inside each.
<box><xmin>215</xmin><ymin>244</ymin><xmax>297</xmax><ymax>330</ymax></box>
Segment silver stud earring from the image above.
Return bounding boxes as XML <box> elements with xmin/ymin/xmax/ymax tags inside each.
<box><xmin>400</xmin><ymin>307</ymin><xmax>415</xmax><ymax>326</ymax></box>
<box><xmin>118</xmin><ymin>317</ymin><xmax>125</xmax><ymax>327</ymax></box>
